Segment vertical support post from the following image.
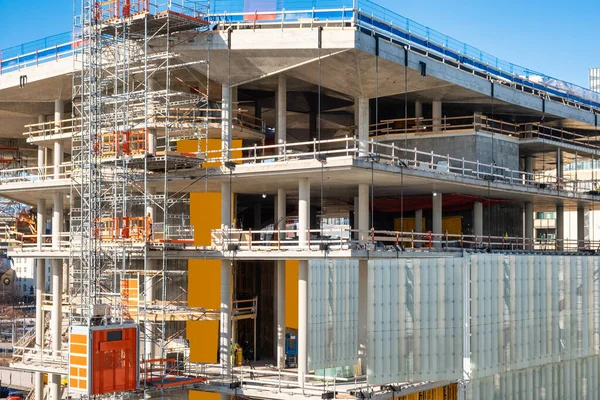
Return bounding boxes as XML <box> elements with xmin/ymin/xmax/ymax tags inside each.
<box><xmin>277</xmin><ymin>75</ymin><xmax>287</xmax><ymax>154</ymax></box>
<box><xmin>53</xmin><ymin>141</ymin><xmax>63</xmax><ymax>180</ymax></box>
<box><xmin>556</xmin><ymin>204</ymin><xmax>564</xmax><ymax>251</ymax></box>
<box><xmin>415</xmin><ymin>100</ymin><xmax>423</xmax><ymax>131</ymax></box>
<box><xmin>37</xmin><ymin>145</ymin><xmax>45</xmax><ymax>179</ymax></box>
<box><xmin>358</xmin><ymin>183</ymin><xmax>369</xmax><ymax>373</ymax></box>
<box><xmin>145</xmin><ymin>187</ymin><xmax>156</xmax><ymax>359</ymax></box>
<box><xmin>220</xmin><ymin>181</ymin><xmax>232</xmax><ymax>374</ymax></box>
<box><xmin>474</xmin><ymin>201</ymin><xmax>483</xmax><ymax>245</ymax></box>
<box><xmin>147</xmin><ymin>79</ymin><xmax>158</xmax><ymax>155</ymax></box>
<box><xmin>276</xmin><ymin>189</ymin><xmax>286</xmax><ymax>369</ymax></box>
<box><xmin>356</xmin><ymin>97</ymin><xmax>369</xmax><ymax>157</ymax></box>
<box><xmin>577</xmin><ymin>206</ymin><xmax>586</xmax><ymax>250</ymax></box>
<box><xmin>353</xmin><ymin>196</ymin><xmax>359</xmax><ymax>240</ymax></box>
<box><xmin>556</xmin><ymin>149</ymin><xmax>563</xmax><ymax>185</ymax></box>
<box><xmin>298</xmin><ymin>259</ymin><xmax>308</xmax><ymax>386</ymax></box>
<box><xmin>415</xmin><ymin>209</ymin><xmax>423</xmax><ymax>248</ymax></box>
<box><xmin>298</xmin><ymin>178</ymin><xmax>310</xmax><ymax>248</ymax></box>
<box><xmin>54</xmin><ymin>100</ymin><xmax>63</xmax><ymax>135</ymax></box>
<box><xmin>432</xmin><ymin>101</ymin><xmax>442</xmax><ymax>132</ymax></box>
<box><xmin>524</xmin><ymin>202</ymin><xmax>534</xmax><ymax>250</ymax></box>
<box><xmin>432</xmin><ymin>192</ymin><xmax>442</xmax><ymax>248</ymax></box>
<box><xmin>221</xmin><ymin>84</ymin><xmax>232</xmax><ymax>163</ymax></box>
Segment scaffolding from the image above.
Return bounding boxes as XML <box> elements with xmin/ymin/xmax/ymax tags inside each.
<box><xmin>70</xmin><ymin>0</ymin><xmax>211</xmax><ymax>396</ymax></box>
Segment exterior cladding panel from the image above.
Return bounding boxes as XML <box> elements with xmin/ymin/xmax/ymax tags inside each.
<box><xmin>366</xmin><ymin>257</ymin><xmax>464</xmax><ymax>384</ymax></box>
<box><xmin>365</xmin><ymin>254</ymin><xmax>600</xmax><ymax>397</ymax></box>
<box><xmin>308</xmin><ymin>259</ymin><xmax>358</xmax><ymax>370</ymax></box>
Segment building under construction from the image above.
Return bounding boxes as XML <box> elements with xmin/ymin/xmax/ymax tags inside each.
<box><xmin>2</xmin><ymin>0</ymin><xmax>600</xmax><ymax>399</ymax></box>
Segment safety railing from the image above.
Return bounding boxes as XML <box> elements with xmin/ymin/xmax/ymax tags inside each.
<box><xmin>0</xmin><ymin>32</ymin><xmax>74</xmax><ymax>75</ymax></box>
<box><xmin>370</xmin><ymin>115</ymin><xmax>600</xmax><ymax>152</ymax></box>
<box><xmin>212</xmin><ymin>227</ymin><xmax>600</xmax><ymax>254</ymax></box>
<box><xmin>9</xmin><ymin>232</ymin><xmax>71</xmax><ymax>252</ymax></box>
<box><xmin>11</xmin><ymin>346</ymin><xmax>68</xmax><ymax>372</ymax></box>
<box><xmin>23</xmin><ymin>108</ymin><xmax>266</xmax><ymax>143</ymax></box>
<box><xmin>210</xmin><ymin>0</ymin><xmax>600</xmax><ymax>114</ymax></box>
<box><xmin>0</xmin><ymin>163</ymin><xmax>71</xmax><ymax>185</ymax></box>
<box><xmin>205</xmin><ymin>136</ymin><xmax>598</xmax><ymax>194</ymax></box>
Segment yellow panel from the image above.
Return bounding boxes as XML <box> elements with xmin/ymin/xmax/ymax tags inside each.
<box><xmin>70</xmin><ymin>355</ymin><xmax>87</xmax><ymax>366</ymax></box>
<box><xmin>190</xmin><ymin>192</ymin><xmax>222</xmax><ymax>246</ymax></box>
<box><xmin>70</xmin><ymin>333</ymin><xmax>87</xmax><ymax>345</ymax></box>
<box><xmin>285</xmin><ymin>260</ymin><xmax>298</xmax><ymax>329</ymax></box>
<box><xmin>188</xmin><ymin>259</ymin><xmax>221</xmax><ymax>310</ymax></box>
<box><xmin>393</xmin><ymin>217</ymin><xmax>426</xmax><ymax>233</ymax></box>
<box><xmin>442</xmin><ymin>216</ymin><xmax>463</xmax><ymax>235</ymax></box>
<box><xmin>70</xmin><ymin>344</ymin><xmax>86</xmax><ymax>354</ymax></box>
<box><xmin>187</xmin><ymin>320</ymin><xmax>219</xmax><ymax>364</ymax></box>
<box><xmin>189</xmin><ymin>390</ymin><xmax>221</xmax><ymax>400</ymax></box>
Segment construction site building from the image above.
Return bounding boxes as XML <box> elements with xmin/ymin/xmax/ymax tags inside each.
<box><xmin>2</xmin><ymin>0</ymin><xmax>600</xmax><ymax>399</ymax></box>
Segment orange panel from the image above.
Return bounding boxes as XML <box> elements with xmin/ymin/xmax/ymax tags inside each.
<box><xmin>189</xmin><ymin>391</ymin><xmax>220</xmax><ymax>400</ymax></box>
<box><xmin>190</xmin><ymin>192</ymin><xmax>222</xmax><ymax>246</ymax></box>
<box><xmin>187</xmin><ymin>320</ymin><xmax>219</xmax><ymax>364</ymax></box>
<box><xmin>188</xmin><ymin>259</ymin><xmax>221</xmax><ymax>310</ymax></box>
<box><xmin>91</xmin><ymin>327</ymin><xmax>138</xmax><ymax>395</ymax></box>
<box><xmin>78</xmin><ymin>368</ymin><xmax>88</xmax><ymax>378</ymax></box>
<box><xmin>285</xmin><ymin>260</ymin><xmax>298</xmax><ymax>329</ymax></box>
<box><xmin>70</xmin><ymin>344</ymin><xmax>86</xmax><ymax>354</ymax></box>
<box><xmin>70</xmin><ymin>334</ymin><xmax>88</xmax><ymax>344</ymax></box>
<box><xmin>70</xmin><ymin>355</ymin><xmax>87</xmax><ymax>366</ymax></box>
<box><xmin>70</xmin><ymin>379</ymin><xmax>79</xmax><ymax>389</ymax></box>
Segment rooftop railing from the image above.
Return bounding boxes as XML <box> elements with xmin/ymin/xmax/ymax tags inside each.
<box><xmin>3</xmin><ymin>1</ymin><xmax>600</xmax><ymax>115</ymax></box>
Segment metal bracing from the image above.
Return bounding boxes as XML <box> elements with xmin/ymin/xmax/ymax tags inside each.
<box><xmin>68</xmin><ymin>0</ymin><xmax>211</xmax><ymax>396</ymax></box>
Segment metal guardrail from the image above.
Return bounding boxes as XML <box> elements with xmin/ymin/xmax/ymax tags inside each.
<box><xmin>205</xmin><ymin>136</ymin><xmax>599</xmax><ymax>194</ymax></box>
<box><xmin>212</xmin><ymin>227</ymin><xmax>600</xmax><ymax>253</ymax></box>
<box><xmin>3</xmin><ymin>1</ymin><xmax>600</xmax><ymax>114</ymax></box>
<box><xmin>370</xmin><ymin>115</ymin><xmax>600</xmax><ymax>152</ymax></box>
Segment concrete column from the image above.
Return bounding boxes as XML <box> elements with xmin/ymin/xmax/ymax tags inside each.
<box><xmin>353</xmin><ymin>196</ymin><xmax>359</xmax><ymax>240</ymax></box>
<box><xmin>474</xmin><ymin>201</ymin><xmax>483</xmax><ymax>243</ymax></box>
<box><xmin>356</xmin><ymin>97</ymin><xmax>369</xmax><ymax>157</ymax></box>
<box><xmin>50</xmin><ymin>374</ymin><xmax>61</xmax><ymax>400</ymax></box>
<box><xmin>415</xmin><ymin>101</ymin><xmax>423</xmax><ymax>119</ymax></box>
<box><xmin>358</xmin><ymin>184</ymin><xmax>369</xmax><ymax>241</ymax></box>
<box><xmin>577</xmin><ymin>206</ymin><xmax>586</xmax><ymax>249</ymax></box>
<box><xmin>37</xmin><ymin>144</ymin><xmax>45</xmax><ymax>179</ymax></box>
<box><xmin>276</xmin><ymin>189</ymin><xmax>286</xmax><ymax>369</ymax></box>
<box><xmin>147</xmin><ymin>79</ymin><xmax>158</xmax><ymax>155</ymax></box>
<box><xmin>52</xmin><ymin>193</ymin><xmax>63</xmax><ymax>249</ymax></box>
<box><xmin>556</xmin><ymin>204</ymin><xmax>564</xmax><ymax>251</ymax></box>
<box><xmin>298</xmin><ymin>259</ymin><xmax>308</xmax><ymax>386</ymax></box>
<box><xmin>221</xmin><ymin>85</ymin><xmax>232</xmax><ymax>162</ymax></box>
<box><xmin>415</xmin><ymin>209</ymin><xmax>423</xmax><ymax>248</ymax></box>
<box><xmin>277</xmin><ymin>75</ymin><xmax>287</xmax><ymax>153</ymax></box>
<box><xmin>54</xmin><ymin>100</ymin><xmax>64</xmax><ymax>135</ymax></box>
<box><xmin>556</xmin><ymin>149</ymin><xmax>563</xmax><ymax>188</ymax></box>
<box><xmin>220</xmin><ymin>181</ymin><xmax>231</xmax><ymax>374</ymax></box>
<box><xmin>415</xmin><ymin>101</ymin><xmax>423</xmax><ymax>131</ymax></box>
<box><xmin>525</xmin><ymin>202</ymin><xmax>534</xmax><ymax>250</ymax></box>
<box><xmin>432</xmin><ymin>192</ymin><xmax>442</xmax><ymax>248</ymax></box>
<box><xmin>358</xmin><ymin>183</ymin><xmax>369</xmax><ymax>373</ymax></box>
<box><xmin>432</xmin><ymin>101</ymin><xmax>442</xmax><ymax>132</ymax></box>
<box><xmin>524</xmin><ymin>156</ymin><xmax>534</xmax><ymax>183</ymax></box>
<box><xmin>53</xmin><ymin>141</ymin><xmax>63</xmax><ymax>180</ymax></box>
<box><xmin>37</xmin><ymin>199</ymin><xmax>45</xmax><ymax>250</ymax></box>
<box><xmin>298</xmin><ymin>178</ymin><xmax>310</xmax><ymax>248</ymax></box>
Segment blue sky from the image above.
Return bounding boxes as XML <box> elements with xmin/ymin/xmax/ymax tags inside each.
<box><xmin>0</xmin><ymin>0</ymin><xmax>597</xmax><ymax>88</ymax></box>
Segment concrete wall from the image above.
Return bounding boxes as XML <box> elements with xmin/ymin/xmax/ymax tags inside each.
<box><xmin>393</xmin><ymin>133</ymin><xmax>519</xmax><ymax>173</ymax></box>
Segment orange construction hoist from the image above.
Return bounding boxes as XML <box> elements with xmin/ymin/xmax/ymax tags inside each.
<box><xmin>100</xmin><ymin>130</ymin><xmax>147</xmax><ymax>159</ymax></box>
<box><xmin>94</xmin><ymin>215</ymin><xmax>151</xmax><ymax>241</ymax></box>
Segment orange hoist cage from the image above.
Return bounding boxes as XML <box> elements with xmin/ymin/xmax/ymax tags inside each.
<box><xmin>101</xmin><ymin>130</ymin><xmax>147</xmax><ymax>158</ymax></box>
<box><xmin>96</xmin><ymin>0</ymin><xmax>149</xmax><ymax>21</ymax></box>
<box><xmin>91</xmin><ymin>326</ymin><xmax>138</xmax><ymax>395</ymax></box>
<box><xmin>94</xmin><ymin>216</ymin><xmax>150</xmax><ymax>241</ymax></box>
